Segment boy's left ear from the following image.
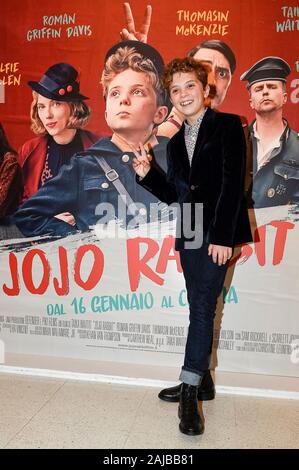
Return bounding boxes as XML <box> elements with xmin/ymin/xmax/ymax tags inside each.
<box><xmin>153</xmin><ymin>106</ymin><xmax>169</xmax><ymax>125</ymax></box>
<box><xmin>204</xmin><ymin>84</ymin><xmax>210</xmax><ymax>98</ymax></box>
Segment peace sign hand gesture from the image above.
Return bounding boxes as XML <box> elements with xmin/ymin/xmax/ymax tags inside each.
<box><xmin>131</xmin><ymin>142</ymin><xmax>152</xmax><ymax>178</ymax></box>
<box><xmin>121</xmin><ymin>2</ymin><xmax>152</xmax><ymax>43</ymax></box>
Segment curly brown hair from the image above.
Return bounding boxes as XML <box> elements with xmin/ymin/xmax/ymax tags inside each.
<box><xmin>101</xmin><ymin>46</ymin><xmax>166</xmax><ymax>107</ymax></box>
<box><xmin>30</xmin><ymin>91</ymin><xmax>91</xmax><ymax>135</ymax></box>
<box><xmin>163</xmin><ymin>57</ymin><xmax>216</xmax><ymax>99</ymax></box>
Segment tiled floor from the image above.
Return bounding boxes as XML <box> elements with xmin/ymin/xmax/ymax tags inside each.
<box><xmin>0</xmin><ymin>373</ymin><xmax>298</xmax><ymax>449</ymax></box>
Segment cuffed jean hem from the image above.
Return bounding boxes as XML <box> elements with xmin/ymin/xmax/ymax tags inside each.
<box><xmin>179</xmin><ymin>369</ymin><xmax>203</xmax><ymax>386</ymax></box>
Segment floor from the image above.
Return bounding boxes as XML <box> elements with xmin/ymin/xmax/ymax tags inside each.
<box><xmin>0</xmin><ymin>373</ymin><xmax>298</xmax><ymax>449</ymax></box>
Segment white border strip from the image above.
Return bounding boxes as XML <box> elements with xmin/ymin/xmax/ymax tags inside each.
<box><xmin>0</xmin><ymin>365</ymin><xmax>298</xmax><ymax>400</ymax></box>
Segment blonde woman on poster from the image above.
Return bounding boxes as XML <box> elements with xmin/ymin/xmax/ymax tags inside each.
<box><xmin>18</xmin><ymin>63</ymin><xmax>99</xmax><ymax>225</ymax></box>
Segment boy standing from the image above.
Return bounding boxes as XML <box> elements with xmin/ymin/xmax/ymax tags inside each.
<box><xmin>133</xmin><ymin>57</ymin><xmax>252</xmax><ymax>435</ymax></box>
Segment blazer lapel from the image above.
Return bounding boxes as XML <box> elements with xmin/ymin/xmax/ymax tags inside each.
<box><xmin>190</xmin><ymin>107</ymin><xmax>216</xmax><ymax>178</ymax></box>
<box><xmin>172</xmin><ymin>125</ymin><xmax>190</xmax><ymax>180</ymax></box>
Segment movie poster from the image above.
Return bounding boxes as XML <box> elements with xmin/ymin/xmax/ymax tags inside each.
<box><xmin>1</xmin><ymin>0</ymin><xmax>299</xmax><ymax>378</ymax></box>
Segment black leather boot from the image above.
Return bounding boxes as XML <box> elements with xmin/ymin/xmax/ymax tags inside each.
<box><xmin>178</xmin><ymin>383</ymin><xmax>204</xmax><ymax>436</ymax></box>
<box><xmin>158</xmin><ymin>370</ymin><xmax>215</xmax><ymax>402</ymax></box>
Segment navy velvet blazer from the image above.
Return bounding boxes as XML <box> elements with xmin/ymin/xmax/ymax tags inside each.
<box><xmin>139</xmin><ymin>107</ymin><xmax>253</xmax><ymax>249</ymax></box>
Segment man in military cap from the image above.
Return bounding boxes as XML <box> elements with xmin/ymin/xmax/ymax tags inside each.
<box><xmin>241</xmin><ymin>56</ymin><xmax>299</xmax><ymax>208</ymax></box>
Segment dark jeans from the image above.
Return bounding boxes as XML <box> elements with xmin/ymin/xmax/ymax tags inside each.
<box><xmin>179</xmin><ymin>239</ymin><xmax>228</xmax><ymax>386</ymax></box>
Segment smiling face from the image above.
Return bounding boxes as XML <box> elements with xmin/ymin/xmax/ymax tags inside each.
<box><xmin>193</xmin><ymin>48</ymin><xmax>232</xmax><ymax>109</ymax></box>
<box><xmin>37</xmin><ymin>94</ymin><xmax>71</xmax><ymax>139</ymax></box>
<box><xmin>249</xmin><ymin>80</ymin><xmax>287</xmax><ymax>115</ymax></box>
<box><xmin>169</xmin><ymin>71</ymin><xmax>209</xmax><ymax>125</ymax></box>
<box><xmin>105</xmin><ymin>68</ymin><xmax>167</xmax><ymax>141</ymax></box>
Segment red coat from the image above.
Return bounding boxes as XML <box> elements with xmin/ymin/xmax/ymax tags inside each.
<box><xmin>18</xmin><ymin>129</ymin><xmax>99</xmax><ymax>202</ymax></box>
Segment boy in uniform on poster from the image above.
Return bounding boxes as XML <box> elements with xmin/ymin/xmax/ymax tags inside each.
<box><xmin>13</xmin><ymin>41</ymin><xmax>169</xmax><ymax>237</ymax></box>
